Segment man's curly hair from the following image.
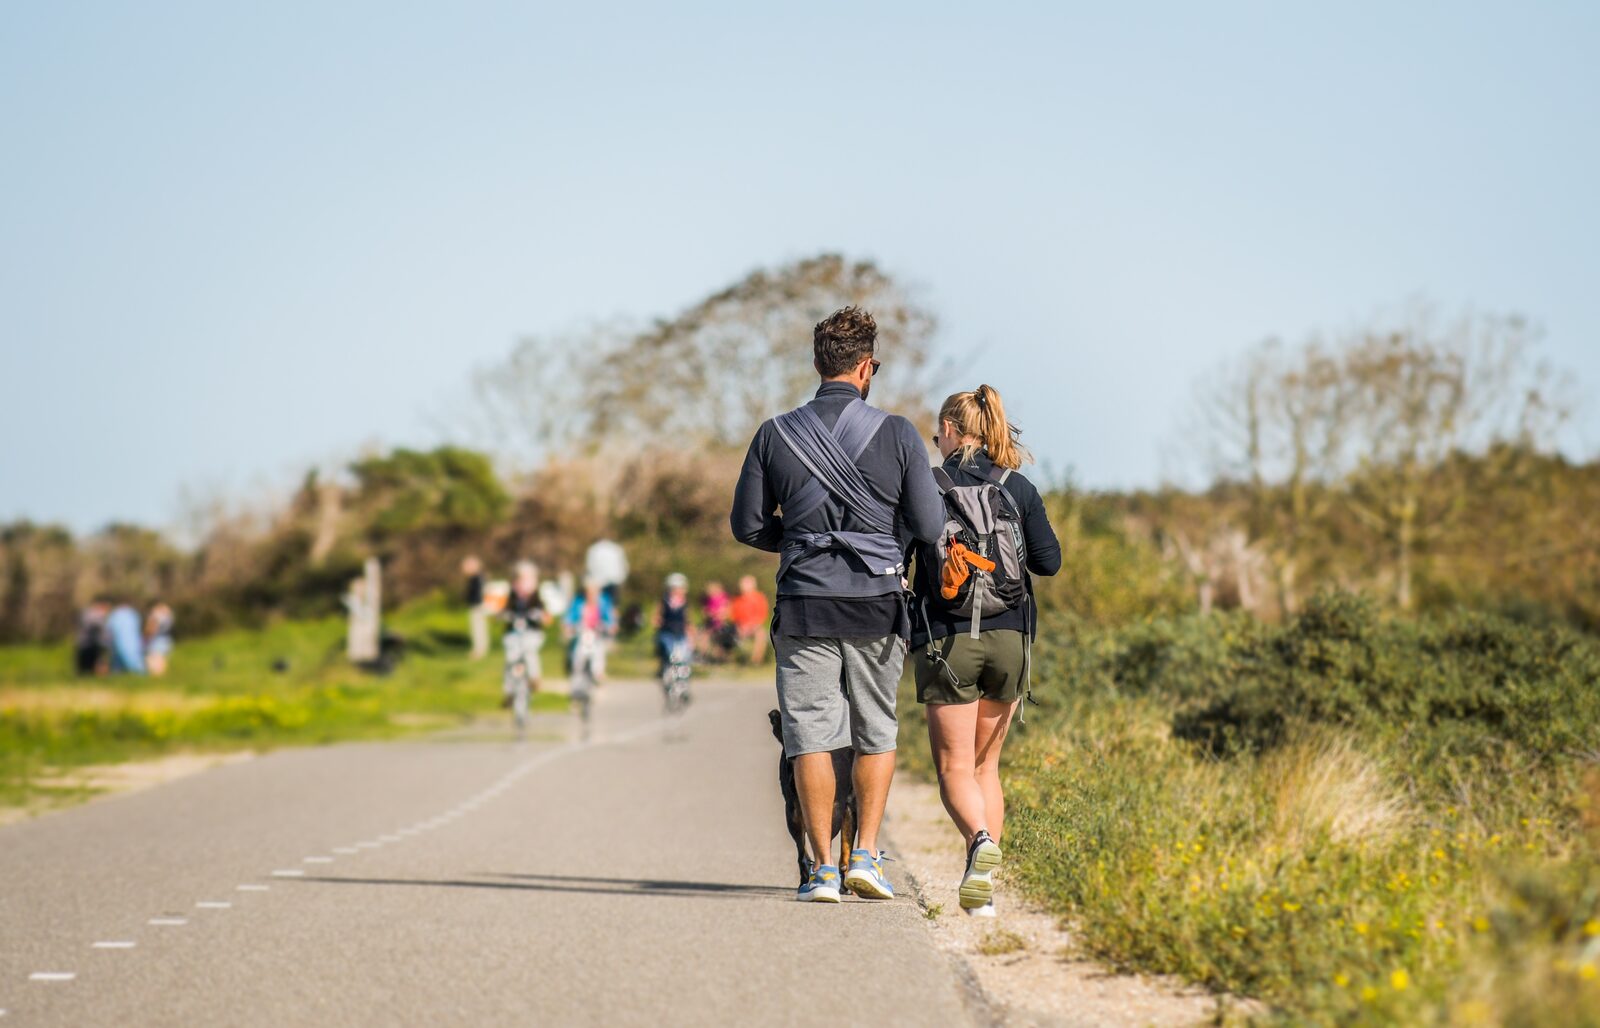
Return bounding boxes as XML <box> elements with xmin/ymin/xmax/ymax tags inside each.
<box><xmin>813</xmin><ymin>306</ymin><xmax>878</xmax><ymax>378</ymax></box>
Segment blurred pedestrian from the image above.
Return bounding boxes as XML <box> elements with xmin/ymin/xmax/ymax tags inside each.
<box><xmin>731</xmin><ymin>575</ymin><xmax>771</xmax><ymax>664</ymax></box>
<box><xmin>106</xmin><ymin>601</ymin><xmax>145</xmax><ymax>674</ymax></box>
<box><xmin>144</xmin><ymin>602</ymin><xmax>175</xmax><ymax>676</ymax></box>
<box><xmin>462</xmin><ymin>554</ymin><xmax>489</xmax><ymax>660</ymax></box>
<box><xmin>74</xmin><ymin>600</ymin><xmax>110</xmax><ymax>676</ymax></box>
<box><xmin>701</xmin><ymin>580</ymin><xmax>735</xmax><ymax>661</ymax></box>
<box><xmin>585</xmin><ymin>539</ymin><xmax>629</xmax><ymax>609</ymax></box>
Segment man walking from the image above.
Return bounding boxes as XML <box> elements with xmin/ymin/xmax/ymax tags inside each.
<box><xmin>731</xmin><ymin>306</ymin><xmax>943</xmax><ymax>903</ymax></box>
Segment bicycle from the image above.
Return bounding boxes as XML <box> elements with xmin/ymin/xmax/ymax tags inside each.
<box><xmin>660</xmin><ymin>635</ymin><xmax>693</xmax><ymax>714</ymax></box>
<box><xmin>568</xmin><ymin>627</ymin><xmax>604</xmax><ymax>726</ymax></box>
<box><xmin>502</xmin><ymin>623</ymin><xmax>544</xmax><ymax>738</ymax></box>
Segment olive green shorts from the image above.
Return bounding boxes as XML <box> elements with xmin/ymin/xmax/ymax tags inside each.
<box><xmin>913</xmin><ymin>629</ymin><xmax>1028</xmax><ymax>705</ymax></box>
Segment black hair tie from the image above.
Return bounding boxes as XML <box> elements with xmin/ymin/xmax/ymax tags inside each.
<box><xmin>974</xmin><ymin>389</ymin><xmax>988</xmax><ymax>410</ymax></box>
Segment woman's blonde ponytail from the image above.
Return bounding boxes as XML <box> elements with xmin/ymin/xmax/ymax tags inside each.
<box><xmin>939</xmin><ymin>384</ymin><xmax>1030</xmax><ymax>470</ymax></box>
<box><xmin>976</xmin><ymin>384</ymin><xmax>1027</xmax><ymax>469</ymax></box>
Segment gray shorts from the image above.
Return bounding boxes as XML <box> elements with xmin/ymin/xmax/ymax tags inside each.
<box><xmin>773</xmin><ymin>634</ymin><xmax>906</xmax><ymax>757</ymax></box>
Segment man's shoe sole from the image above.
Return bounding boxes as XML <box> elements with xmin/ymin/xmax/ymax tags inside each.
<box><xmin>843</xmin><ymin>869</ymin><xmax>894</xmax><ymax>900</ymax></box>
<box><xmin>797</xmin><ymin>885</ymin><xmax>841</xmax><ymax>903</ymax></box>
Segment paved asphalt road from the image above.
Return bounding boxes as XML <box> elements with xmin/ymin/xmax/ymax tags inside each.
<box><xmin>0</xmin><ymin>678</ymin><xmax>977</xmax><ymax>1026</ymax></box>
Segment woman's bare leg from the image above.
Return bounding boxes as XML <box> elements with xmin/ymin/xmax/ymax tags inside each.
<box><xmin>926</xmin><ymin>701</ymin><xmax>985</xmax><ymax>842</ymax></box>
<box><xmin>973</xmin><ymin>698</ymin><xmax>1018</xmax><ymax>840</ymax></box>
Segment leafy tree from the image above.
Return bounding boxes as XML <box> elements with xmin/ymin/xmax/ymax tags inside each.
<box><xmin>349</xmin><ymin>446</ymin><xmax>509</xmax><ymax>544</ymax></box>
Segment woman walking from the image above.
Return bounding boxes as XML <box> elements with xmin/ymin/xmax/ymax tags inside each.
<box><xmin>911</xmin><ymin>384</ymin><xmax>1061</xmax><ymax>917</ymax></box>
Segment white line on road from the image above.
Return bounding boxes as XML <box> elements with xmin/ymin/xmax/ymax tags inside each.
<box><xmin>354</xmin><ymin>841</ymin><xmax>381</xmax><ymax>849</ymax></box>
<box><xmin>92</xmin><ymin>941</ymin><xmax>136</xmax><ymax>949</ymax></box>
<box><xmin>196</xmin><ymin>901</ymin><xmax>232</xmax><ymax>909</ymax></box>
<box><xmin>303</xmin><ymin>856</ymin><xmax>334</xmax><ymax>864</ymax></box>
<box><xmin>332</xmin><ymin>847</ymin><xmax>358</xmax><ymax>854</ymax></box>
<box><xmin>29</xmin><ymin>973</ymin><xmax>75</xmax><ymax>982</ymax></box>
<box><xmin>237</xmin><ymin>884</ymin><xmax>269</xmax><ymax>892</ymax></box>
<box><xmin>148</xmin><ymin>918</ymin><xmax>187</xmax><ymax>926</ymax></box>
<box><xmin>271</xmin><ymin>870</ymin><xmax>305</xmax><ymax>878</ymax></box>
<box><xmin>379</xmin><ymin>835</ymin><xmax>402</xmax><ymax>843</ymax></box>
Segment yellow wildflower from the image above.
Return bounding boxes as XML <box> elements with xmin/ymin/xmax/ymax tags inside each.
<box><xmin>1392</xmin><ymin>969</ymin><xmax>1410</xmax><ymax>991</ymax></box>
<box><xmin>1334</xmin><ymin>973</ymin><xmax>1350</xmax><ymax>987</ymax></box>
<box><xmin>1580</xmin><ymin>965</ymin><xmax>1597</xmax><ymax>982</ymax></box>
<box><xmin>1282</xmin><ymin>901</ymin><xmax>1301</xmax><ymax>912</ymax></box>
<box><xmin>1472</xmin><ymin>916</ymin><xmax>1490</xmax><ymax>933</ymax></box>
<box><xmin>1355</xmin><ymin>922</ymin><xmax>1369</xmax><ymax>936</ymax></box>
<box><xmin>1584</xmin><ymin>920</ymin><xmax>1600</xmax><ymax>937</ymax></box>
<box><xmin>1361</xmin><ymin>986</ymin><xmax>1378</xmax><ymax>1002</ymax></box>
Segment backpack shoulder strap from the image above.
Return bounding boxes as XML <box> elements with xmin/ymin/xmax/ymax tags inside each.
<box><xmin>986</xmin><ymin>464</ymin><xmax>1012</xmax><ymax>486</ymax></box>
<box><xmin>931</xmin><ymin>466</ymin><xmax>956</xmax><ymax>494</ymax></box>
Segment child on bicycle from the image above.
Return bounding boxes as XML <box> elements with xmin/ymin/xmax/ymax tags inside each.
<box><xmin>501</xmin><ymin>560</ymin><xmax>549</xmax><ymax>709</ymax></box>
<box><xmin>563</xmin><ymin>576</ymin><xmax>617</xmax><ymax>685</ymax></box>
<box><xmin>655</xmin><ymin>572</ymin><xmax>691</xmax><ymax>677</ymax></box>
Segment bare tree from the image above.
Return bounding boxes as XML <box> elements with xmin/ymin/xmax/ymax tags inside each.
<box><xmin>1340</xmin><ymin>307</ymin><xmax>1568</xmax><ymax>609</ymax></box>
<box><xmin>462</xmin><ymin>254</ymin><xmax>937</xmax><ymax>463</ymax></box>
<box><xmin>1189</xmin><ymin>303</ymin><xmax>1572</xmax><ymax>612</ymax></box>
<box><xmin>1188</xmin><ymin>337</ymin><xmax>1352</xmax><ymax>616</ymax></box>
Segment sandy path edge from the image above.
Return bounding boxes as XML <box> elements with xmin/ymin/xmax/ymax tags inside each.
<box><xmin>885</xmin><ymin>775</ymin><xmax>1233</xmax><ymax>1027</ymax></box>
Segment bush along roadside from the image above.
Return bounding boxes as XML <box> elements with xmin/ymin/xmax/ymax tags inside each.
<box><xmin>941</xmin><ymin>593</ymin><xmax>1600</xmax><ymax>1025</ymax></box>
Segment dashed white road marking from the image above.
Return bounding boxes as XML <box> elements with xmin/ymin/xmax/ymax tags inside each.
<box><xmin>237</xmin><ymin>884</ymin><xmax>270</xmax><ymax>892</ymax></box>
<box><xmin>92</xmin><ymin>941</ymin><xmax>136</xmax><ymax>949</ymax></box>
<box><xmin>148</xmin><ymin>918</ymin><xmax>187</xmax><ymax>926</ymax></box>
<box><xmin>303</xmin><ymin>856</ymin><xmax>334</xmax><ymax>864</ymax></box>
<box><xmin>354</xmin><ymin>841</ymin><xmax>381</xmax><ymax>849</ymax></box>
<box><xmin>379</xmin><ymin>835</ymin><xmax>402</xmax><ymax>843</ymax></box>
<box><xmin>271</xmin><ymin>870</ymin><xmax>305</xmax><ymax>878</ymax></box>
<box><xmin>30</xmin><ymin>972</ymin><xmax>76</xmax><ymax>982</ymax></box>
<box><xmin>332</xmin><ymin>847</ymin><xmax>359</xmax><ymax>855</ymax></box>
<box><xmin>196</xmin><ymin>901</ymin><xmax>232</xmax><ymax>909</ymax></box>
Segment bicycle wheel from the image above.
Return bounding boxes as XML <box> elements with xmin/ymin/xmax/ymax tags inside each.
<box><xmin>512</xmin><ymin>669</ymin><xmax>529</xmax><ymax>736</ymax></box>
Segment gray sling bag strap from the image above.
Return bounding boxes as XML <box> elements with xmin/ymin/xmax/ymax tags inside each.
<box><xmin>771</xmin><ymin>398</ymin><xmax>905</xmax><ymax>581</ymax></box>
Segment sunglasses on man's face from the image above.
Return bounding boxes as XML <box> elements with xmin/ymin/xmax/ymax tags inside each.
<box><xmin>869</xmin><ymin>358</ymin><xmax>882</xmax><ymax>374</ymax></box>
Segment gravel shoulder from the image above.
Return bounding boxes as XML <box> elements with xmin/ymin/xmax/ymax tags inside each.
<box><xmin>885</xmin><ymin>776</ymin><xmax>1228</xmax><ymax>1027</ymax></box>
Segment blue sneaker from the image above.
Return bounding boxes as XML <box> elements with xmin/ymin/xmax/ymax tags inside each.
<box><xmin>843</xmin><ymin>849</ymin><xmax>894</xmax><ymax>900</ymax></box>
<box><xmin>797</xmin><ymin>864</ymin><xmax>841</xmax><ymax>903</ymax></box>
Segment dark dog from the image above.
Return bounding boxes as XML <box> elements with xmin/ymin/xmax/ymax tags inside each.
<box><xmin>769</xmin><ymin>709</ymin><xmax>858</xmax><ymax>887</ymax></box>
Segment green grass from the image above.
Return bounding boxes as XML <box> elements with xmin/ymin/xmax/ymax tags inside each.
<box><xmin>898</xmin><ymin>597</ymin><xmax>1600</xmax><ymax>1025</ymax></box>
<box><xmin>0</xmin><ymin>597</ymin><xmax>607</xmax><ymax>812</ymax></box>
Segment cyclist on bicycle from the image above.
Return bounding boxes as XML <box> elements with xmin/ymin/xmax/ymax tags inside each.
<box><xmin>656</xmin><ymin>573</ymin><xmax>691</xmax><ymax>676</ymax></box>
<box><xmin>501</xmin><ymin>561</ymin><xmax>549</xmax><ymax>726</ymax></box>
<box><xmin>563</xmin><ymin>576</ymin><xmax>617</xmax><ymax>685</ymax></box>
<box><xmin>655</xmin><ymin>572</ymin><xmax>694</xmax><ymax>710</ymax></box>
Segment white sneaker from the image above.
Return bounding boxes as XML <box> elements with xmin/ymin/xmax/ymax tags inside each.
<box><xmin>962</xmin><ymin>901</ymin><xmax>997</xmax><ymax>918</ymax></box>
<box><xmin>959</xmin><ymin>831</ymin><xmax>1002</xmax><ymax>910</ymax></box>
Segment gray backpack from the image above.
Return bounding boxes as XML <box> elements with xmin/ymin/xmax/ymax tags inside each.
<box><xmin>930</xmin><ymin>464</ymin><xmax>1029</xmax><ymax>637</ymax></box>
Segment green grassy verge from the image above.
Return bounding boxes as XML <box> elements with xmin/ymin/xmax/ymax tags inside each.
<box><xmin>898</xmin><ymin>594</ymin><xmax>1600</xmax><ymax>1025</ymax></box>
<box><xmin>0</xmin><ymin>596</ymin><xmax>655</xmax><ymax>812</ymax></box>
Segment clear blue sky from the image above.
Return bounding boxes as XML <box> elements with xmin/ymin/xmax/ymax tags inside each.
<box><xmin>3</xmin><ymin>2</ymin><xmax>1596</xmax><ymax>534</ymax></box>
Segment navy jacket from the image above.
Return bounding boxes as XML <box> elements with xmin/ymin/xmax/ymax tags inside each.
<box><xmin>731</xmin><ymin>382</ymin><xmax>944</xmax><ymax>637</ymax></box>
